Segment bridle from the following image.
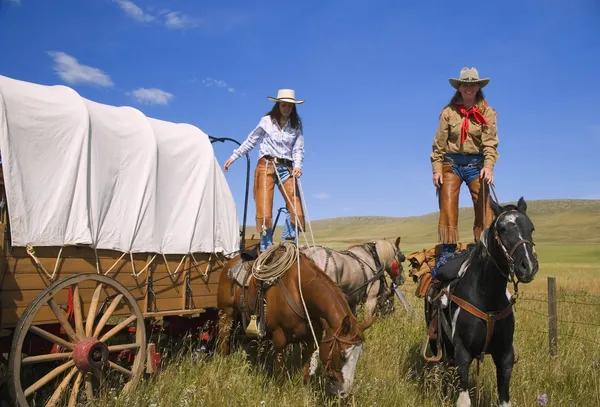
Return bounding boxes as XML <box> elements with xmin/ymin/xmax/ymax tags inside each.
<box><xmin>321</xmin><ymin>321</ymin><xmax>363</xmax><ymax>376</ymax></box>
<box><xmin>485</xmin><ymin>209</ymin><xmax>536</xmax><ymax>284</ymax></box>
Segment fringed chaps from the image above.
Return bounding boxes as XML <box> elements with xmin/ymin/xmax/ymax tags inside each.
<box><xmin>253</xmin><ymin>158</ymin><xmax>305</xmax><ymax>235</ymax></box>
<box><xmin>437</xmin><ymin>162</ymin><xmax>493</xmax><ymax>244</ymax></box>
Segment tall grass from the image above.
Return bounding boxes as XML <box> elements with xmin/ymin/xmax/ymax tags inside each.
<box><xmin>88</xmin><ymin>269</ymin><xmax>600</xmax><ymax>407</ymax></box>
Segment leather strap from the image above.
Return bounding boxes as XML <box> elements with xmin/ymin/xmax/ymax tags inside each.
<box><xmin>442</xmin><ymin>288</ymin><xmax>514</xmax><ymax>360</ymax></box>
<box><xmin>276</xmin><ymin>279</ymin><xmax>307</xmax><ymax>320</ymax></box>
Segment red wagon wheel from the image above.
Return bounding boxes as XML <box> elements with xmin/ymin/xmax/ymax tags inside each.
<box><xmin>8</xmin><ymin>273</ymin><xmax>147</xmax><ymax>407</ymax></box>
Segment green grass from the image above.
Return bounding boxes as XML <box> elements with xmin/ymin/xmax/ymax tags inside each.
<box><xmin>10</xmin><ymin>199</ymin><xmax>600</xmax><ymax>406</ymax></box>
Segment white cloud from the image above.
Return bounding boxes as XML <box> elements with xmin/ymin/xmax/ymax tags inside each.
<box><xmin>315</xmin><ymin>193</ymin><xmax>331</xmax><ymax>199</ymax></box>
<box><xmin>164</xmin><ymin>11</ymin><xmax>199</xmax><ymax>29</ymax></box>
<box><xmin>113</xmin><ymin>0</ymin><xmax>155</xmax><ymax>22</ymax></box>
<box><xmin>202</xmin><ymin>77</ymin><xmax>236</xmax><ymax>93</ymax></box>
<box><xmin>129</xmin><ymin>88</ymin><xmax>174</xmax><ymax>105</ymax></box>
<box><xmin>47</xmin><ymin>51</ymin><xmax>113</xmax><ymax>87</ymax></box>
<box><xmin>113</xmin><ymin>1</ymin><xmax>199</xmax><ymax>30</ymax></box>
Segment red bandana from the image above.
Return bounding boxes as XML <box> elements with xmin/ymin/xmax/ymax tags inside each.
<box><xmin>456</xmin><ymin>104</ymin><xmax>488</xmax><ymax>144</ymax></box>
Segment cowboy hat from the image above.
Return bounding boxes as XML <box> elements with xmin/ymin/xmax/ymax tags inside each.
<box><xmin>267</xmin><ymin>89</ymin><xmax>304</xmax><ymax>104</ymax></box>
<box><xmin>449</xmin><ymin>67</ymin><xmax>490</xmax><ymax>89</ymax></box>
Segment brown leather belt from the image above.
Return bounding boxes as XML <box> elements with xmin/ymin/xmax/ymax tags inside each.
<box><xmin>261</xmin><ymin>155</ymin><xmax>293</xmax><ymax>166</ymax></box>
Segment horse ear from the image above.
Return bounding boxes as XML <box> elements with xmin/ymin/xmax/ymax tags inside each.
<box><xmin>341</xmin><ymin>315</ymin><xmax>351</xmax><ymax>335</ymax></box>
<box><xmin>517</xmin><ymin>197</ymin><xmax>527</xmax><ymax>214</ymax></box>
<box><xmin>395</xmin><ymin>236</ymin><xmax>401</xmax><ymax>248</ymax></box>
<box><xmin>490</xmin><ymin>198</ymin><xmax>503</xmax><ymax>217</ymax></box>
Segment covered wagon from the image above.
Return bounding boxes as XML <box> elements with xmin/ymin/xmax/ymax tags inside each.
<box><xmin>0</xmin><ymin>74</ymin><xmax>256</xmax><ymax>406</ymax></box>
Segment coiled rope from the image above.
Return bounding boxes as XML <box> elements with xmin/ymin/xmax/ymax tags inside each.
<box><xmin>251</xmin><ymin>240</ymin><xmax>298</xmax><ymax>283</ymax></box>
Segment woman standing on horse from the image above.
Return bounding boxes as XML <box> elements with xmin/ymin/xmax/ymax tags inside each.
<box><xmin>430</xmin><ymin>67</ymin><xmax>499</xmax><ymax>260</ymax></box>
<box><xmin>223</xmin><ymin>89</ymin><xmax>305</xmax><ymax>251</ymax></box>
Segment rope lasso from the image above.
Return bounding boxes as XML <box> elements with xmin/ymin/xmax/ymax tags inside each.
<box><xmin>272</xmin><ymin>166</ymin><xmax>321</xmax><ymax>373</ymax></box>
<box><xmin>251</xmin><ymin>240</ymin><xmax>297</xmax><ymax>283</ymax></box>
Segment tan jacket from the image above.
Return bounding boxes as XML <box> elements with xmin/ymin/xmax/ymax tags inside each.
<box><xmin>430</xmin><ymin>104</ymin><xmax>499</xmax><ymax>173</ymax></box>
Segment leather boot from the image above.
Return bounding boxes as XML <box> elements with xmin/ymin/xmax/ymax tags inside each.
<box><xmin>437</xmin><ymin>162</ymin><xmax>462</xmax><ymax>244</ymax></box>
<box><xmin>254</xmin><ymin>159</ymin><xmax>275</xmax><ymax>234</ymax></box>
<box><xmin>467</xmin><ymin>176</ymin><xmax>494</xmax><ymax>241</ymax></box>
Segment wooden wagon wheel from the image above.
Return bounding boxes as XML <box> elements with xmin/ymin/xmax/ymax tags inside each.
<box><xmin>8</xmin><ymin>273</ymin><xmax>147</xmax><ymax>407</ymax></box>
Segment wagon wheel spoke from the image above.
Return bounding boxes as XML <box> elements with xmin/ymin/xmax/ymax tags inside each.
<box><xmin>22</xmin><ymin>352</ymin><xmax>72</xmax><ymax>365</ymax></box>
<box><xmin>24</xmin><ymin>360</ymin><xmax>75</xmax><ymax>398</ymax></box>
<box><xmin>48</xmin><ymin>298</ymin><xmax>78</xmax><ymax>342</ymax></box>
<box><xmin>93</xmin><ymin>293</ymin><xmax>124</xmax><ymax>338</ymax></box>
<box><xmin>67</xmin><ymin>371</ymin><xmax>83</xmax><ymax>407</ymax></box>
<box><xmin>85</xmin><ymin>374</ymin><xmax>94</xmax><ymax>400</ymax></box>
<box><xmin>108</xmin><ymin>343</ymin><xmax>141</xmax><ymax>352</ymax></box>
<box><xmin>72</xmin><ymin>285</ymin><xmax>85</xmax><ymax>338</ymax></box>
<box><xmin>86</xmin><ymin>283</ymin><xmax>104</xmax><ymax>337</ymax></box>
<box><xmin>44</xmin><ymin>365</ymin><xmax>78</xmax><ymax>407</ymax></box>
<box><xmin>99</xmin><ymin>315</ymin><xmax>137</xmax><ymax>343</ymax></box>
<box><xmin>107</xmin><ymin>361</ymin><xmax>133</xmax><ymax>376</ymax></box>
<box><xmin>29</xmin><ymin>326</ymin><xmax>75</xmax><ymax>351</ymax></box>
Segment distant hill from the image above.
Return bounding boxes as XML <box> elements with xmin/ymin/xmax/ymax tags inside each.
<box><xmin>244</xmin><ymin>199</ymin><xmax>600</xmax><ymax>250</ymax></box>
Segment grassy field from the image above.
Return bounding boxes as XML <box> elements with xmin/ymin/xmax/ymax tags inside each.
<box><xmin>12</xmin><ymin>199</ymin><xmax>600</xmax><ymax>406</ymax></box>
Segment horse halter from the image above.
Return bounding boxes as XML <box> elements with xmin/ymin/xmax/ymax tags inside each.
<box><xmin>321</xmin><ymin>322</ymin><xmax>362</xmax><ymax>375</ymax></box>
<box><xmin>489</xmin><ymin>209</ymin><xmax>535</xmax><ymax>281</ymax></box>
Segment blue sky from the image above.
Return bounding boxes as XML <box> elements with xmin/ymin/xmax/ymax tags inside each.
<box><xmin>0</xmin><ymin>0</ymin><xmax>599</xmax><ymax>226</ymax></box>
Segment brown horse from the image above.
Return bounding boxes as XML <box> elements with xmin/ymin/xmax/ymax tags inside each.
<box><xmin>216</xmin><ymin>244</ymin><xmax>374</xmax><ymax>397</ymax></box>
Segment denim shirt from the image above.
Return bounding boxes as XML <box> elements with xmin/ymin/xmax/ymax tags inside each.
<box><xmin>229</xmin><ymin>115</ymin><xmax>304</xmax><ymax>169</ymax></box>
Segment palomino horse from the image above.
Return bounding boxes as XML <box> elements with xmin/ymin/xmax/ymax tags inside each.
<box><xmin>300</xmin><ymin>237</ymin><xmax>406</xmax><ymax>318</ymax></box>
<box><xmin>426</xmin><ymin>197</ymin><xmax>538</xmax><ymax>407</ymax></box>
<box><xmin>216</xmin><ymin>242</ymin><xmax>374</xmax><ymax>397</ymax></box>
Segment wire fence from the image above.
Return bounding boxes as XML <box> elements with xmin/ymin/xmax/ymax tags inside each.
<box><xmin>514</xmin><ymin>276</ymin><xmax>600</xmax><ymax>355</ymax></box>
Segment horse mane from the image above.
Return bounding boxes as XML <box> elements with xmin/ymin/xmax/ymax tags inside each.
<box><xmin>374</xmin><ymin>240</ymin><xmax>396</xmax><ymax>266</ymax></box>
<box><xmin>299</xmin><ymin>252</ymin><xmax>354</xmax><ymax>314</ymax></box>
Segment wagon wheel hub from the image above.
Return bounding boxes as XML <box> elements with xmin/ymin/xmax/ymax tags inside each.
<box><xmin>73</xmin><ymin>337</ymin><xmax>109</xmax><ymax>372</ymax></box>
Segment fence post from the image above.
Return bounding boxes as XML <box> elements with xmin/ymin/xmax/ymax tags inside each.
<box><xmin>547</xmin><ymin>276</ymin><xmax>558</xmax><ymax>357</ymax></box>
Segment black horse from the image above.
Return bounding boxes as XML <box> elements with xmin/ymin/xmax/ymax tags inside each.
<box><xmin>425</xmin><ymin>197</ymin><xmax>538</xmax><ymax>407</ymax></box>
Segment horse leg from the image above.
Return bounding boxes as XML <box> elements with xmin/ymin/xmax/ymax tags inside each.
<box><xmin>301</xmin><ymin>339</ymin><xmax>317</xmax><ymax>385</ymax></box>
<box><xmin>492</xmin><ymin>345</ymin><xmax>514</xmax><ymax>407</ymax></box>
<box><xmin>454</xmin><ymin>341</ymin><xmax>473</xmax><ymax>407</ymax></box>
<box><xmin>271</xmin><ymin>328</ymin><xmax>287</xmax><ymax>382</ymax></box>
<box><xmin>364</xmin><ymin>282</ymin><xmax>379</xmax><ymax>318</ymax></box>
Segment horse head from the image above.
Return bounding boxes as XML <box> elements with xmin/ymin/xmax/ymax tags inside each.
<box><xmin>375</xmin><ymin>236</ymin><xmax>406</xmax><ymax>286</ymax></box>
<box><xmin>489</xmin><ymin>197</ymin><xmax>539</xmax><ymax>284</ymax></box>
<box><xmin>319</xmin><ymin>313</ymin><xmax>374</xmax><ymax>398</ymax></box>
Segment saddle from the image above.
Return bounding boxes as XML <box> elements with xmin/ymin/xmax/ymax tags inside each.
<box><xmin>406</xmin><ymin>242</ymin><xmax>471</xmax><ymax>298</ymax></box>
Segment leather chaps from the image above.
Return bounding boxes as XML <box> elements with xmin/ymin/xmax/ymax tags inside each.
<box><xmin>437</xmin><ymin>162</ymin><xmax>493</xmax><ymax>244</ymax></box>
<box><xmin>253</xmin><ymin>158</ymin><xmax>305</xmax><ymax>234</ymax></box>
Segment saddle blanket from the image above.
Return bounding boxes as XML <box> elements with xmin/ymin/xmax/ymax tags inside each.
<box><xmin>228</xmin><ymin>260</ymin><xmax>252</xmax><ymax>287</ymax></box>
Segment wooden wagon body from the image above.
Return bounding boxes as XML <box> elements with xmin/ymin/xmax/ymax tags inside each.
<box><xmin>0</xmin><ymin>74</ymin><xmax>257</xmax><ymax>406</ymax></box>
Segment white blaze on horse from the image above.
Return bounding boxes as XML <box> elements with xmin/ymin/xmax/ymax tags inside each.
<box><xmin>300</xmin><ymin>237</ymin><xmax>406</xmax><ymax>318</ymax></box>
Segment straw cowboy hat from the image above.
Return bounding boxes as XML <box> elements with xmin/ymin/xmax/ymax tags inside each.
<box><xmin>267</xmin><ymin>89</ymin><xmax>304</xmax><ymax>104</ymax></box>
<box><xmin>449</xmin><ymin>67</ymin><xmax>490</xmax><ymax>89</ymax></box>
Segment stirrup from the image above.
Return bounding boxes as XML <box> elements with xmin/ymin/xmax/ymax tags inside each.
<box><xmin>245</xmin><ymin>315</ymin><xmax>259</xmax><ymax>337</ymax></box>
<box><xmin>421</xmin><ymin>335</ymin><xmax>443</xmax><ymax>363</ymax></box>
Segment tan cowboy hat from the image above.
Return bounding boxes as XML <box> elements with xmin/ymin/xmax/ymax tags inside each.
<box><xmin>267</xmin><ymin>89</ymin><xmax>304</xmax><ymax>104</ymax></box>
<box><xmin>449</xmin><ymin>67</ymin><xmax>490</xmax><ymax>89</ymax></box>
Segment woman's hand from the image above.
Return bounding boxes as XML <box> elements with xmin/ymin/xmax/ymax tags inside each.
<box><xmin>433</xmin><ymin>172</ymin><xmax>443</xmax><ymax>188</ymax></box>
<box><xmin>292</xmin><ymin>167</ymin><xmax>302</xmax><ymax>178</ymax></box>
<box><xmin>223</xmin><ymin>158</ymin><xmax>234</xmax><ymax>172</ymax></box>
<box><xmin>480</xmin><ymin>167</ymin><xmax>493</xmax><ymax>184</ymax></box>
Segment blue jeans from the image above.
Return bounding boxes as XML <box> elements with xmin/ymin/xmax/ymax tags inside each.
<box><xmin>260</xmin><ymin>166</ymin><xmax>296</xmax><ymax>251</ymax></box>
<box><xmin>445</xmin><ymin>154</ymin><xmax>483</xmax><ymax>185</ymax></box>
